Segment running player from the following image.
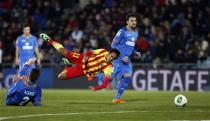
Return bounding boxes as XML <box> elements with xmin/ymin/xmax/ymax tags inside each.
<box><xmin>111</xmin><ymin>14</ymin><xmax>141</xmax><ymax>103</ymax></box>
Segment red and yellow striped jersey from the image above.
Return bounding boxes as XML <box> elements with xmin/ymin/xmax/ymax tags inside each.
<box><xmin>82</xmin><ymin>49</ymin><xmax>113</xmax><ymax>79</ymax></box>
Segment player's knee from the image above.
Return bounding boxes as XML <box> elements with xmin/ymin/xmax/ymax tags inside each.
<box><xmin>58</xmin><ymin>73</ymin><xmax>66</xmax><ymax>80</ymax></box>
<box><xmin>58</xmin><ymin>48</ymin><xmax>67</xmax><ymax>56</ymax></box>
<box><xmin>123</xmin><ymin>73</ymin><xmax>131</xmax><ymax>78</ymax></box>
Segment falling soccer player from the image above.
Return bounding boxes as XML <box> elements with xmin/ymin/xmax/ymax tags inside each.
<box><xmin>40</xmin><ymin>33</ymin><xmax>120</xmax><ymax>90</ymax></box>
<box><xmin>6</xmin><ymin>58</ymin><xmax>42</xmax><ymax>106</ymax></box>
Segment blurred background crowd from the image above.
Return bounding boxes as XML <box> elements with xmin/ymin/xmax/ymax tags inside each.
<box><xmin>0</xmin><ymin>0</ymin><xmax>210</xmax><ymax>67</ymax></box>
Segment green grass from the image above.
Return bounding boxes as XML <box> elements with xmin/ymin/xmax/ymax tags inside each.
<box><xmin>0</xmin><ymin>89</ymin><xmax>210</xmax><ymax>121</ymax></box>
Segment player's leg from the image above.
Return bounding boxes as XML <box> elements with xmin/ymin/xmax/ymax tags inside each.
<box><xmin>40</xmin><ymin>33</ymin><xmax>67</xmax><ymax>56</ymax></box>
<box><xmin>113</xmin><ymin>63</ymin><xmax>132</xmax><ymax>103</ymax></box>
<box><xmin>58</xmin><ymin>64</ymin><xmax>84</xmax><ymax>80</ymax></box>
<box><xmin>95</xmin><ymin>73</ymin><xmax>104</xmax><ymax>85</ymax></box>
<box><xmin>110</xmin><ymin>62</ymin><xmax>121</xmax><ymax>90</ymax></box>
<box><xmin>94</xmin><ymin>73</ymin><xmax>112</xmax><ymax>90</ymax></box>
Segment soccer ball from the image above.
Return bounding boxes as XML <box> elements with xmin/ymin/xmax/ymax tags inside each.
<box><xmin>174</xmin><ymin>94</ymin><xmax>187</xmax><ymax>107</ymax></box>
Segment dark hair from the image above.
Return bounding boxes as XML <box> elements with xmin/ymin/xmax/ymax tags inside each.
<box><xmin>109</xmin><ymin>48</ymin><xmax>120</xmax><ymax>57</ymax></box>
<box><xmin>23</xmin><ymin>24</ymin><xmax>30</xmax><ymax>28</ymax></box>
<box><xmin>126</xmin><ymin>14</ymin><xmax>136</xmax><ymax>21</ymax></box>
<box><xmin>29</xmin><ymin>68</ymin><xmax>40</xmax><ymax>83</ymax></box>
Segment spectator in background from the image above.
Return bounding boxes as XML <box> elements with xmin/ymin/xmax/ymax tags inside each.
<box><xmin>71</xmin><ymin>27</ymin><xmax>83</xmax><ymax>45</ymax></box>
<box><xmin>0</xmin><ymin>0</ymin><xmax>210</xmax><ymax>67</ymax></box>
<box><xmin>0</xmin><ymin>41</ymin><xmax>2</xmax><ymax>64</ymax></box>
<box><xmin>15</xmin><ymin>25</ymin><xmax>41</xmax><ymax>71</ymax></box>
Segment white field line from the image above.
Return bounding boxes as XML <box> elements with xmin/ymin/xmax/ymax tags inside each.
<box><xmin>0</xmin><ymin>110</ymin><xmax>209</xmax><ymax>121</ymax></box>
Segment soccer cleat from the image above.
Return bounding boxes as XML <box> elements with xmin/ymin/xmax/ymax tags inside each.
<box><xmin>112</xmin><ymin>99</ymin><xmax>126</xmax><ymax>104</ymax></box>
<box><xmin>40</xmin><ymin>33</ymin><xmax>51</xmax><ymax>42</ymax></box>
<box><xmin>62</xmin><ymin>58</ymin><xmax>74</xmax><ymax>66</ymax></box>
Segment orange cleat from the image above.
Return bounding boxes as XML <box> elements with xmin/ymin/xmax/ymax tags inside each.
<box><xmin>112</xmin><ymin>99</ymin><xmax>126</xmax><ymax>104</ymax></box>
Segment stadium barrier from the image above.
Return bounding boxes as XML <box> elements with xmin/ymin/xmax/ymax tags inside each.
<box><xmin>2</xmin><ymin>67</ymin><xmax>53</xmax><ymax>89</ymax></box>
<box><xmin>2</xmin><ymin>64</ymin><xmax>210</xmax><ymax>91</ymax></box>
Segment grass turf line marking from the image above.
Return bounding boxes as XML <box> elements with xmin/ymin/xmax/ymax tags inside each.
<box><xmin>0</xmin><ymin>110</ymin><xmax>209</xmax><ymax>121</ymax></box>
<box><xmin>0</xmin><ymin>111</ymin><xmax>137</xmax><ymax>121</ymax></box>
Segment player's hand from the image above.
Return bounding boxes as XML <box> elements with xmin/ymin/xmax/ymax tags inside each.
<box><xmin>87</xmin><ymin>75</ymin><xmax>94</xmax><ymax>81</ymax></box>
<box><xmin>15</xmin><ymin>58</ymin><xmax>19</xmax><ymax>66</ymax></box>
<box><xmin>123</xmin><ymin>56</ymin><xmax>129</xmax><ymax>64</ymax></box>
<box><xmin>37</xmin><ymin>58</ymin><xmax>41</xmax><ymax>65</ymax></box>
<box><xmin>12</xmin><ymin>74</ymin><xmax>19</xmax><ymax>83</ymax></box>
<box><xmin>27</xmin><ymin>58</ymin><xmax>37</xmax><ymax>66</ymax></box>
<box><xmin>83</xmin><ymin>56</ymin><xmax>89</xmax><ymax>63</ymax></box>
<box><xmin>89</xmin><ymin>86</ymin><xmax>96</xmax><ymax>91</ymax></box>
<box><xmin>133</xmin><ymin>52</ymin><xmax>141</xmax><ymax>59</ymax></box>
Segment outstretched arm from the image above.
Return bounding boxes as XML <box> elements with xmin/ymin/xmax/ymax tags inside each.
<box><xmin>19</xmin><ymin>58</ymin><xmax>36</xmax><ymax>82</ymax></box>
<box><xmin>111</xmin><ymin>30</ymin><xmax>123</xmax><ymax>48</ymax></box>
<box><xmin>89</xmin><ymin>75</ymin><xmax>110</xmax><ymax>91</ymax></box>
<box><xmin>35</xmin><ymin>47</ymin><xmax>41</xmax><ymax>66</ymax></box>
<box><xmin>89</xmin><ymin>65</ymin><xmax>112</xmax><ymax>91</ymax></box>
<box><xmin>132</xmin><ymin>49</ymin><xmax>141</xmax><ymax>59</ymax></box>
<box><xmin>7</xmin><ymin>84</ymin><xmax>18</xmax><ymax>97</ymax></box>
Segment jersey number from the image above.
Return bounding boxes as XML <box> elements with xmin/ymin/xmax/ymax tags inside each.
<box><xmin>20</xmin><ymin>96</ymin><xmax>30</xmax><ymax>106</ymax></box>
<box><xmin>73</xmin><ymin>52</ymin><xmax>80</xmax><ymax>58</ymax></box>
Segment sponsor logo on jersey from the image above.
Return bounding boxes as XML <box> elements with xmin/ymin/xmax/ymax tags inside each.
<box><xmin>24</xmin><ymin>90</ymin><xmax>35</xmax><ymax>96</ymax></box>
<box><xmin>126</xmin><ymin>41</ymin><xmax>135</xmax><ymax>46</ymax></box>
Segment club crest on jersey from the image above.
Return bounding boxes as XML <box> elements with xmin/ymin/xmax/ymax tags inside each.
<box><xmin>131</xmin><ymin>38</ymin><xmax>135</xmax><ymax>41</ymax></box>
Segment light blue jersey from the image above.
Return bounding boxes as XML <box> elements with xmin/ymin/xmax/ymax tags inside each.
<box><xmin>16</xmin><ymin>35</ymin><xmax>38</xmax><ymax>69</ymax></box>
<box><xmin>111</xmin><ymin>26</ymin><xmax>139</xmax><ymax>100</ymax></box>
<box><xmin>111</xmin><ymin>27</ymin><xmax>138</xmax><ymax>63</ymax></box>
<box><xmin>111</xmin><ymin>27</ymin><xmax>138</xmax><ymax>80</ymax></box>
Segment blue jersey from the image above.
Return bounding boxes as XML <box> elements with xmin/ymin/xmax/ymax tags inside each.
<box><xmin>6</xmin><ymin>81</ymin><xmax>42</xmax><ymax>106</ymax></box>
<box><xmin>6</xmin><ymin>63</ymin><xmax>42</xmax><ymax>106</ymax></box>
<box><xmin>111</xmin><ymin>27</ymin><xmax>138</xmax><ymax>63</ymax></box>
<box><xmin>16</xmin><ymin>35</ymin><xmax>38</xmax><ymax>68</ymax></box>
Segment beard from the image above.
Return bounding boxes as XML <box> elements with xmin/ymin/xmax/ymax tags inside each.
<box><xmin>129</xmin><ymin>24</ymin><xmax>136</xmax><ymax>30</ymax></box>
<box><xmin>131</xmin><ymin>26</ymin><xmax>136</xmax><ymax>30</ymax></box>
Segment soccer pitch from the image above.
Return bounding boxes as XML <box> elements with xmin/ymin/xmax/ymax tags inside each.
<box><xmin>0</xmin><ymin>89</ymin><xmax>210</xmax><ymax>121</ymax></box>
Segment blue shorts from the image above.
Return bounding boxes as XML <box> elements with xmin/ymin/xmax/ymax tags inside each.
<box><xmin>111</xmin><ymin>62</ymin><xmax>132</xmax><ymax>81</ymax></box>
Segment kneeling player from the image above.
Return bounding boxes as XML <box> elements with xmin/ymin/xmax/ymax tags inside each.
<box><xmin>6</xmin><ymin>58</ymin><xmax>42</xmax><ymax>106</ymax></box>
<box><xmin>40</xmin><ymin>33</ymin><xmax>120</xmax><ymax>90</ymax></box>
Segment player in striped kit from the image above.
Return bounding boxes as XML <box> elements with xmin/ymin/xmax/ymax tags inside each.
<box><xmin>40</xmin><ymin>33</ymin><xmax>120</xmax><ymax>90</ymax></box>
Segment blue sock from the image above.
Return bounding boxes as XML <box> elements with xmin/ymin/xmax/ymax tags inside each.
<box><xmin>114</xmin><ymin>77</ymin><xmax>131</xmax><ymax>99</ymax></box>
